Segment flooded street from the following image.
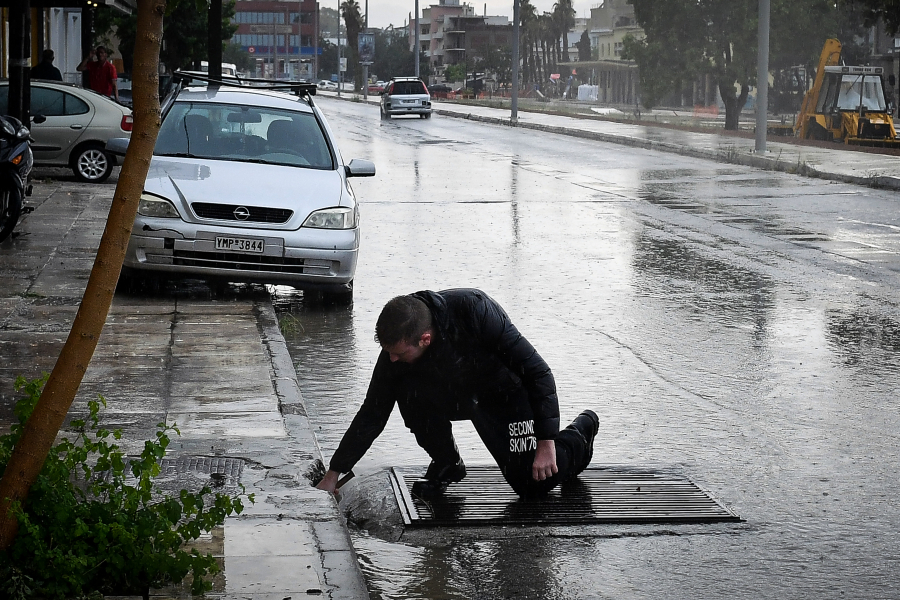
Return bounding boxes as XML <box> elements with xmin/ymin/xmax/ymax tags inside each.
<box><xmin>277</xmin><ymin>98</ymin><xmax>900</xmax><ymax>599</ymax></box>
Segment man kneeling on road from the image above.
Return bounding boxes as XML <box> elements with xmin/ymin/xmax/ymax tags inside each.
<box><xmin>316</xmin><ymin>288</ymin><xmax>598</xmax><ymax>498</ymax></box>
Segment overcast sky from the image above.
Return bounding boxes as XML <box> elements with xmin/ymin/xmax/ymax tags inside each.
<box><xmin>361</xmin><ymin>0</ymin><xmax>595</xmax><ymax>29</ymax></box>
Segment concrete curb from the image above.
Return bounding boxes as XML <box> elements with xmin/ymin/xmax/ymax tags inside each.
<box><xmin>431</xmin><ymin>107</ymin><xmax>900</xmax><ymax>191</ymax></box>
<box><xmin>253</xmin><ymin>300</ymin><xmax>369</xmax><ymax>599</ymax></box>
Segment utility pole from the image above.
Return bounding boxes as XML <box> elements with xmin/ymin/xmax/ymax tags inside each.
<box><xmin>755</xmin><ymin>0</ymin><xmax>770</xmax><ymax>153</ymax></box>
<box><xmin>208</xmin><ymin>0</ymin><xmax>223</xmax><ymax>80</ymax></box>
<box><xmin>8</xmin><ymin>0</ymin><xmax>31</xmax><ymax>126</ymax></box>
<box><xmin>415</xmin><ymin>0</ymin><xmax>420</xmax><ymax>78</ymax></box>
<box><xmin>271</xmin><ymin>20</ymin><xmax>277</xmax><ymax>79</ymax></box>
<box><xmin>511</xmin><ymin>0</ymin><xmax>519</xmax><ymax>124</ymax></box>
<box><xmin>363</xmin><ymin>0</ymin><xmax>369</xmax><ymax>99</ymax></box>
<box><xmin>314</xmin><ymin>4</ymin><xmax>319</xmax><ymax>80</ymax></box>
<box><xmin>338</xmin><ymin>0</ymin><xmax>342</xmax><ymax>96</ymax></box>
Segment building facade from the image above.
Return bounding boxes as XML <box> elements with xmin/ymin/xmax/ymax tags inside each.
<box><xmin>231</xmin><ymin>0</ymin><xmax>319</xmax><ymax>79</ymax></box>
<box><xmin>582</xmin><ymin>0</ymin><xmax>642</xmax><ymax>105</ymax></box>
<box><xmin>410</xmin><ymin>0</ymin><xmax>509</xmax><ymax>80</ymax></box>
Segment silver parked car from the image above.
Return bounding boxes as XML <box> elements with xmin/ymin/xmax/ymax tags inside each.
<box><xmin>119</xmin><ymin>79</ymin><xmax>374</xmax><ymax>302</ymax></box>
<box><xmin>0</xmin><ymin>79</ymin><xmax>132</xmax><ymax>182</ymax></box>
<box><xmin>380</xmin><ymin>77</ymin><xmax>432</xmax><ymax>119</ymax></box>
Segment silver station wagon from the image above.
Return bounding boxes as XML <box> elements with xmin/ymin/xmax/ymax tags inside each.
<box><xmin>120</xmin><ymin>77</ymin><xmax>374</xmax><ymax>302</ymax></box>
<box><xmin>380</xmin><ymin>77</ymin><xmax>432</xmax><ymax>119</ymax></box>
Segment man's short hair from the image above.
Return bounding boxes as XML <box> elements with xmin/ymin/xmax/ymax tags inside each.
<box><xmin>96</xmin><ymin>46</ymin><xmax>107</xmax><ymax>54</ymax></box>
<box><xmin>375</xmin><ymin>295</ymin><xmax>432</xmax><ymax>346</ymax></box>
<box><xmin>42</xmin><ymin>49</ymin><xmax>54</xmax><ymax>61</ymax></box>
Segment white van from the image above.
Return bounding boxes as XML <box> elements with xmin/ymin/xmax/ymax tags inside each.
<box><xmin>200</xmin><ymin>61</ymin><xmax>237</xmax><ymax>77</ymax></box>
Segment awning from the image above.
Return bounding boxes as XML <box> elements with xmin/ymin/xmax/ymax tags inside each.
<box><xmin>1</xmin><ymin>0</ymin><xmax>137</xmax><ymax>14</ymax></box>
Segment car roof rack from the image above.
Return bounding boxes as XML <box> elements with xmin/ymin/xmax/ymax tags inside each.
<box><xmin>171</xmin><ymin>70</ymin><xmax>317</xmax><ymax>96</ymax></box>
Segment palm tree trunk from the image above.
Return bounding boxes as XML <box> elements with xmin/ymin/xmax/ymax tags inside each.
<box><xmin>0</xmin><ymin>0</ymin><xmax>166</xmax><ymax>548</ymax></box>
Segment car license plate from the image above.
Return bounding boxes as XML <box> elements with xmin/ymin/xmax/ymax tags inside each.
<box><xmin>215</xmin><ymin>236</ymin><xmax>264</xmax><ymax>253</ymax></box>
<box><xmin>402</xmin><ymin>99</ymin><xmax>416</xmax><ymax>104</ymax></box>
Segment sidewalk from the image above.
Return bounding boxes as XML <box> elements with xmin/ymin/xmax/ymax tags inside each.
<box><xmin>333</xmin><ymin>90</ymin><xmax>900</xmax><ymax>190</ymax></box>
<box><xmin>0</xmin><ymin>181</ymin><xmax>367</xmax><ymax>599</ymax></box>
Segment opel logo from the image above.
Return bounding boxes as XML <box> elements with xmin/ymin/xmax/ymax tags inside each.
<box><xmin>233</xmin><ymin>206</ymin><xmax>251</xmax><ymax>221</ymax></box>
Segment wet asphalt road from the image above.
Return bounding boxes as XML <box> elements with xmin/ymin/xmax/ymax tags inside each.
<box><xmin>278</xmin><ymin>97</ymin><xmax>900</xmax><ymax>599</ymax></box>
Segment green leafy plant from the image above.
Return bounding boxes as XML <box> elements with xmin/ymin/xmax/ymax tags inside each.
<box><xmin>0</xmin><ymin>375</ymin><xmax>254</xmax><ymax>599</ymax></box>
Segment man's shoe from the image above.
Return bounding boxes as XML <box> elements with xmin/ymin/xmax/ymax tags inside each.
<box><xmin>411</xmin><ymin>459</ymin><xmax>466</xmax><ymax>498</ymax></box>
<box><xmin>566</xmin><ymin>409</ymin><xmax>599</xmax><ymax>469</ymax></box>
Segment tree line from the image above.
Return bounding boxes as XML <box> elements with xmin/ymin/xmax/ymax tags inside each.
<box><xmin>623</xmin><ymin>0</ymin><xmax>900</xmax><ymax>129</ymax></box>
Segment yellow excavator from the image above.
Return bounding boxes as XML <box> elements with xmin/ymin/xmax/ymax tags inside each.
<box><xmin>792</xmin><ymin>38</ymin><xmax>900</xmax><ymax>147</ymax></box>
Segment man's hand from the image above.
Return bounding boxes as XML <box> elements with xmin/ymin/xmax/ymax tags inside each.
<box><xmin>316</xmin><ymin>469</ymin><xmax>341</xmax><ymax>494</ymax></box>
<box><xmin>532</xmin><ymin>439</ymin><xmax>558</xmax><ymax>481</ymax></box>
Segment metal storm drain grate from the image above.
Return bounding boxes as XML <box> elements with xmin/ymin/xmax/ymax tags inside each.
<box><xmin>156</xmin><ymin>456</ymin><xmax>245</xmax><ymax>492</ymax></box>
<box><xmin>390</xmin><ymin>466</ymin><xmax>741</xmax><ymax>527</ymax></box>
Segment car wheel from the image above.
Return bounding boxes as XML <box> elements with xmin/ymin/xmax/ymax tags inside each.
<box><xmin>424</xmin><ymin>112</ymin><xmax>432</xmax><ymax>119</ymax></box>
<box><xmin>73</xmin><ymin>144</ymin><xmax>114</xmax><ymax>183</ymax></box>
<box><xmin>319</xmin><ymin>281</ymin><xmax>353</xmax><ymax>306</ymax></box>
<box><xmin>805</xmin><ymin>120</ymin><xmax>830</xmax><ymax>142</ymax></box>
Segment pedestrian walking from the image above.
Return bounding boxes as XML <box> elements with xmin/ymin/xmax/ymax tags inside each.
<box><xmin>316</xmin><ymin>288</ymin><xmax>599</xmax><ymax>498</ymax></box>
<box><xmin>77</xmin><ymin>46</ymin><xmax>119</xmax><ymax>102</ymax></box>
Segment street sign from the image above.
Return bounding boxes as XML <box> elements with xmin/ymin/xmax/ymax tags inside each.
<box><xmin>249</xmin><ymin>47</ymin><xmax>255</xmax><ymax>54</ymax></box>
<box><xmin>339</xmin><ymin>57</ymin><xmax>347</xmax><ymax>72</ymax></box>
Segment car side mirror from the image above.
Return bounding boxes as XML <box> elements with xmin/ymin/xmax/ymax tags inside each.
<box><xmin>345</xmin><ymin>158</ymin><xmax>375</xmax><ymax>177</ymax></box>
<box><xmin>32</xmin><ymin>115</ymin><xmax>47</xmax><ymax>124</ymax></box>
<box><xmin>105</xmin><ymin>137</ymin><xmax>130</xmax><ymax>156</ymax></box>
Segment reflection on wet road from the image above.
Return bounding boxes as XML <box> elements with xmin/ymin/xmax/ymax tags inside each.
<box><xmin>278</xmin><ymin>98</ymin><xmax>900</xmax><ymax>599</ymax></box>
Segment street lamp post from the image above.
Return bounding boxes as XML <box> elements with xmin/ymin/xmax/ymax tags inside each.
<box><xmin>363</xmin><ymin>0</ymin><xmax>369</xmax><ymax>99</ymax></box>
<box><xmin>511</xmin><ymin>0</ymin><xmax>519</xmax><ymax>124</ymax></box>
<box><xmin>338</xmin><ymin>0</ymin><xmax>342</xmax><ymax>96</ymax></box>
<box><xmin>755</xmin><ymin>0</ymin><xmax>770</xmax><ymax>153</ymax></box>
<box><xmin>414</xmin><ymin>0</ymin><xmax>420</xmax><ymax>78</ymax></box>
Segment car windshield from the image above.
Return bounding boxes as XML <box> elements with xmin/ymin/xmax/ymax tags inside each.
<box><xmin>392</xmin><ymin>81</ymin><xmax>427</xmax><ymax>95</ymax></box>
<box><xmin>154</xmin><ymin>101</ymin><xmax>333</xmax><ymax>169</ymax></box>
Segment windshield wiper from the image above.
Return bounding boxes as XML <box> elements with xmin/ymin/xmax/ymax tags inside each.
<box><xmin>216</xmin><ymin>157</ymin><xmax>278</xmax><ymax>165</ymax></box>
<box><xmin>155</xmin><ymin>152</ymin><xmax>201</xmax><ymax>158</ymax></box>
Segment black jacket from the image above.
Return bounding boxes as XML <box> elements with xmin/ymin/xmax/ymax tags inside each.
<box><xmin>329</xmin><ymin>288</ymin><xmax>559</xmax><ymax>473</ymax></box>
<box><xmin>30</xmin><ymin>61</ymin><xmax>62</xmax><ymax>81</ymax></box>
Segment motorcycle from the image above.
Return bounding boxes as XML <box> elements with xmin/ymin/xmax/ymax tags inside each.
<box><xmin>0</xmin><ymin>115</ymin><xmax>33</xmax><ymax>243</ymax></box>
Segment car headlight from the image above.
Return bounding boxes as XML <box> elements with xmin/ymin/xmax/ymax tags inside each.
<box><xmin>137</xmin><ymin>193</ymin><xmax>180</xmax><ymax>218</ymax></box>
<box><xmin>302</xmin><ymin>206</ymin><xmax>357</xmax><ymax>229</ymax></box>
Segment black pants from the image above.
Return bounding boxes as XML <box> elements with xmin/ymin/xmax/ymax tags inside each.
<box><xmin>397</xmin><ymin>386</ymin><xmax>590</xmax><ymax>497</ymax></box>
